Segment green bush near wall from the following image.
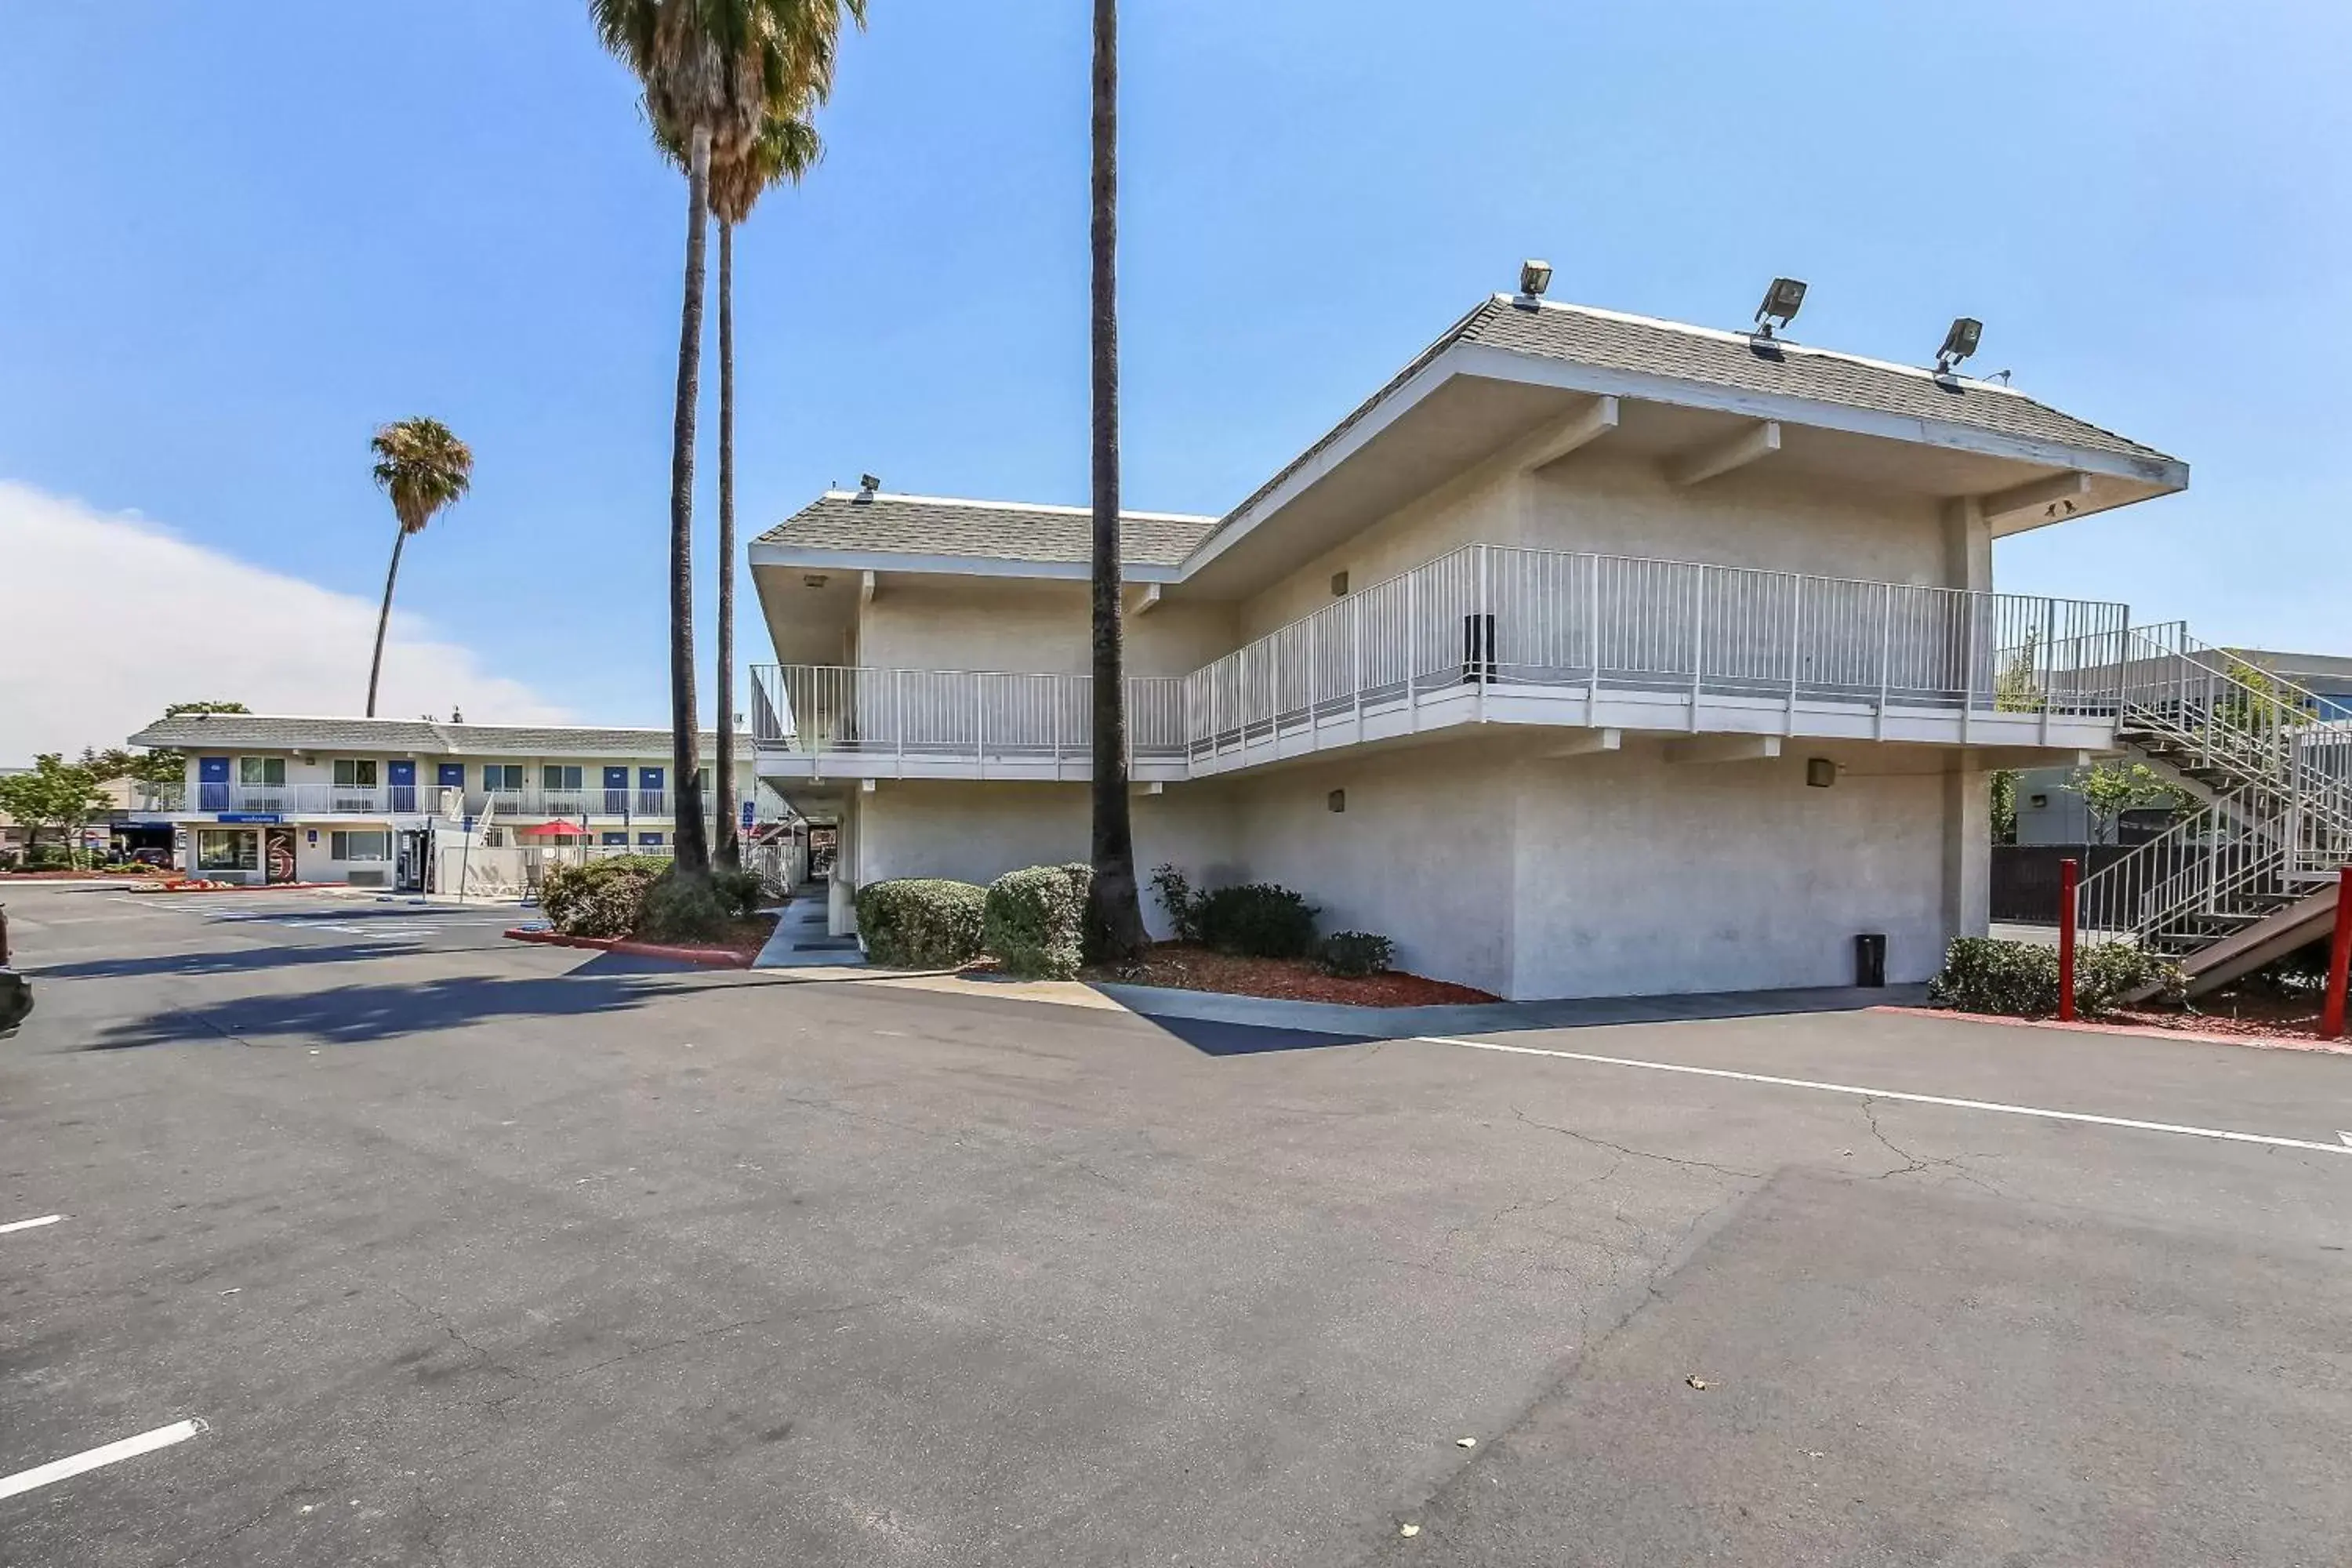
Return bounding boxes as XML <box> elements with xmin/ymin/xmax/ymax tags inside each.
<box><xmin>856</xmin><ymin>878</ymin><xmax>987</xmax><ymax>967</ymax></box>
<box><xmin>1929</xmin><ymin>936</ymin><xmax>2184</xmax><ymax>1019</ymax></box>
<box><xmin>983</xmin><ymin>863</ymin><xmax>1093</xmax><ymax>979</ymax></box>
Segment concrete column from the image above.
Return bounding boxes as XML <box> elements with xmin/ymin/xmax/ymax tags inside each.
<box><xmin>1941</xmin><ymin>496</ymin><xmax>1992</xmax><ymax>593</ymax></box>
<box><xmin>1940</xmin><ymin>497</ymin><xmax>1994</xmax><ymax>943</ymax></box>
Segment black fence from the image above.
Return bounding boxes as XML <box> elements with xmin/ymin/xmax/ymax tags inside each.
<box><xmin>1990</xmin><ymin>844</ymin><xmax>2134</xmax><ymax>924</ymax></box>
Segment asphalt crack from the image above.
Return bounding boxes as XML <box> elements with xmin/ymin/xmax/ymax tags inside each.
<box><xmin>1511</xmin><ymin>1105</ymin><xmax>1769</xmax><ymax>1181</ymax></box>
<box><xmin>1859</xmin><ymin>1098</ymin><xmax>2005</xmax><ymax>1196</ymax></box>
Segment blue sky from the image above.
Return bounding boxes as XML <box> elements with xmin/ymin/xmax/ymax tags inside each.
<box><xmin>2</xmin><ymin>1</ymin><xmax>2346</xmax><ymax>742</ymax></box>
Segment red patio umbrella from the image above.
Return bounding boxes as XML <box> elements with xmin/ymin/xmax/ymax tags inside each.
<box><xmin>517</xmin><ymin>819</ymin><xmax>590</xmax><ymax>840</ymax></box>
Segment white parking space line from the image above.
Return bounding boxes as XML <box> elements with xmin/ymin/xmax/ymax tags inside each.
<box><xmin>1411</xmin><ymin>1035</ymin><xmax>2352</xmax><ymax>1158</ymax></box>
<box><xmin>0</xmin><ymin>1214</ymin><xmax>63</xmax><ymax>1235</ymax></box>
<box><xmin>0</xmin><ymin>1419</ymin><xmax>208</xmax><ymax>1502</ymax></box>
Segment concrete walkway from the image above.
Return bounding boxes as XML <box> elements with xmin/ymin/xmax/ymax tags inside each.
<box><xmin>752</xmin><ymin>888</ymin><xmax>866</xmax><ymax>970</ymax></box>
<box><xmin>1087</xmin><ymin>978</ymin><xmax>1931</xmax><ymax>1039</ymax></box>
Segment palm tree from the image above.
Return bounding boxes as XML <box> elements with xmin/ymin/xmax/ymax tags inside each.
<box><xmin>710</xmin><ymin>112</ymin><xmax>825</xmax><ymax>870</ymax></box>
<box><xmin>590</xmin><ymin>0</ymin><xmax>862</xmax><ymax>880</ymax></box>
<box><xmin>1087</xmin><ymin>0</ymin><xmax>1148</xmax><ymax>959</ymax></box>
<box><xmin>365</xmin><ymin>418</ymin><xmax>474</xmax><ymax>717</ymax></box>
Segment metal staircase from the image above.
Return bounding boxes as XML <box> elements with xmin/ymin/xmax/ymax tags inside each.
<box><xmin>2076</xmin><ymin>623</ymin><xmax>2352</xmax><ymax>989</ymax></box>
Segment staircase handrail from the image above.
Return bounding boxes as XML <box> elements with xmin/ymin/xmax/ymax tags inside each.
<box><xmin>2118</xmin><ymin>624</ymin><xmax>2352</xmax><ymax>841</ymax></box>
<box><xmin>2074</xmin><ymin>783</ymin><xmax>2292</xmax><ymax>947</ymax></box>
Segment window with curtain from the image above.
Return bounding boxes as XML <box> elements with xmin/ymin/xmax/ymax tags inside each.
<box><xmin>482</xmin><ymin>764</ymin><xmax>524</xmax><ymax>792</ymax></box>
<box><xmin>238</xmin><ymin>757</ymin><xmax>285</xmax><ymax>786</ymax></box>
<box><xmin>332</xmin><ymin>759</ymin><xmax>379</xmax><ymax>787</ymax></box>
<box><xmin>542</xmin><ymin>764</ymin><xmax>583</xmax><ymax>791</ymax></box>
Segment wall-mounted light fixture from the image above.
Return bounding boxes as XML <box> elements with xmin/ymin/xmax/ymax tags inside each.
<box><xmin>1327</xmin><ymin>789</ymin><xmax>1347</xmax><ymax>813</ymax></box>
<box><xmin>1806</xmin><ymin>757</ymin><xmax>1838</xmax><ymax>789</ymax></box>
<box><xmin>1330</xmin><ymin>571</ymin><xmax>1350</xmax><ymax>597</ymax></box>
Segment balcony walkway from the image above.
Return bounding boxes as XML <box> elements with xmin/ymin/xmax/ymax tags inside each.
<box><xmin>753</xmin><ymin>541</ymin><xmax>2129</xmax><ymax>784</ymax></box>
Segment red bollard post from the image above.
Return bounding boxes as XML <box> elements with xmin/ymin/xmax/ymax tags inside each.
<box><xmin>2322</xmin><ymin>864</ymin><xmax>2352</xmax><ymax>1041</ymax></box>
<box><xmin>2056</xmin><ymin>857</ymin><xmax>2079</xmax><ymax>1022</ymax></box>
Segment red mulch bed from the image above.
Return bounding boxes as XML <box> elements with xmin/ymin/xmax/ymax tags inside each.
<box><xmin>2103</xmin><ymin>989</ymin><xmax>2336</xmax><ymax>1044</ymax></box>
<box><xmin>1083</xmin><ymin>943</ymin><xmax>1500</xmax><ymax>1007</ymax></box>
<box><xmin>506</xmin><ymin>913</ymin><xmax>777</xmax><ymax>969</ymax></box>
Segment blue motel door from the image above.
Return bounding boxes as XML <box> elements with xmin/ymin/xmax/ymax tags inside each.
<box><xmin>198</xmin><ymin>756</ymin><xmax>230</xmax><ymax>811</ymax></box>
<box><xmin>638</xmin><ymin>766</ymin><xmax>664</xmax><ymax>817</ymax></box>
<box><xmin>387</xmin><ymin>760</ymin><xmax>416</xmax><ymax>813</ymax></box>
<box><xmin>604</xmin><ymin>766</ymin><xmax>630</xmax><ymax>816</ymax></box>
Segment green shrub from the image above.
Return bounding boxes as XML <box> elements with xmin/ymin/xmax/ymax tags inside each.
<box><xmin>984</xmin><ymin>862</ymin><xmax>1092</xmax><ymax>979</ymax></box>
<box><xmin>1929</xmin><ymin>936</ymin><xmax>2184</xmax><ymax>1019</ymax></box>
<box><xmin>858</xmin><ymin>878</ymin><xmax>987</xmax><ymax>967</ymax></box>
<box><xmin>637</xmin><ymin>869</ymin><xmax>732</xmax><ymax>942</ymax></box>
<box><xmin>1319</xmin><ymin>930</ymin><xmax>1395</xmax><ymax>978</ymax></box>
<box><xmin>711</xmin><ymin>866</ymin><xmax>766</xmax><ymax>921</ymax></box>
<box><xmin>539</xmin><ymin>855</ymin><xmax>666</xmax><ymax>938</ymax></box>
<box><xmin>2074</xmin><ymin>942</ymin><xmax>2187</xmax><ymax>1015</ymax></box>
<box><xmin>1195</xmin><ymin>882</ymin><xmax>1320</xmax><ymax>960</ymax></box>
<box><xmin>1149</xmin><ymin>862</ymin><xmax>1204</xmax><ymax>944</ymax></box>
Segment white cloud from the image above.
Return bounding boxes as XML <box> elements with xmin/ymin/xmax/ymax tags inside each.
<box><xmin>0</xmin><ymin>480</ymin><xmax>572</xmax><ymax>761</ymax></box>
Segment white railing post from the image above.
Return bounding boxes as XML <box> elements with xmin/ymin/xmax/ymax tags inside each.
<box><xmin>1407</xmin><ymin>565</ymin><xmax>1421</xmax><ymax>731</ymax></box>
<box><xmin>1960</xmin><ymin>591</ymin><xmax>1977</xmax><ymax>742</ymax></box>
<box><xmin>975</xmin><ymin>673</ymin><xmax>987</xmax><ymax>781</ymax></box>
<box><xmin>2038</xmin><ymin>598</ymin><xmax>2056</xmax><ymax>745</ymax></box>
<box><xmin>1476</xmin><ymin>541</ymin><xmax>1491</xmax><ymax>724</ymax></box>
<box><xmin>1240</xmin><ymin>644</ymin><xmax>1251</xmax><ymax>751</ymax></box>
<box><xmin>1587</xmin><ymin>555</ymin><xmax>1601</xmax><ymax>715</ymax></box>
<box><xmin>1689</xmin><ymin>564</ymin><xmax>1707</xmax><ymax>732</ymax></box>
<box><xmin>1785</xmin><ymin>574</ymin><xmax>1803</xmax><ymax>732</ymax></box>
<box><xmin>1352</xmin><ymin>591</ymin><xmax>1365</xmax><ymax>745</ymax></box>
<box><xmin>1051</xmin><ymin>673</ymin><xmax>1062</xmax><ymax>780</ymax></box>
<box><xmin>894</xmin><ymin>667</ymin><xmax>905</xmax><ymax>771</ymax></box>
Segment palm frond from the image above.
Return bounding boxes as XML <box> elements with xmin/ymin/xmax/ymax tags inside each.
<box><xmin>370</xmin><ymin>417</ymin><xmax>474</xmax><ymax>536</ymax></box>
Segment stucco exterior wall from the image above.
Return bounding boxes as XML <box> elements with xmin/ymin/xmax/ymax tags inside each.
<box><xmin>856</xmin><ymin>581</ymin><xmax>1237</xmax><ymax>681</ymax></box>
<box><xmin>1504</xmin><ymin>746</ymin><xmax>1953</xmax><ymax>997</ymax></box>
<box><xmin>834</xmin><ymin>728</ymin><xmax>1966</xmax><ymax>999</ymax></box>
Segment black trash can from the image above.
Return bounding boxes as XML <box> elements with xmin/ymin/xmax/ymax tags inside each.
<box><xmin>1853</xmin><ymin>933</ymin><xmax>1887</xmax><ymax>989</ymax></box>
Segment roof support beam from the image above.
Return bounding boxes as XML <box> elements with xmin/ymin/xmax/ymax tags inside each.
<box><xmin>1666</xmin><ymin>420</ymin><xmax>1780</xmax><ymax>488</ymax></box>
<box><xmin>1664</xmin><ymin>735</ymin><xmax>1783</xmax><ymax>765</ymax></box>
<box><xmin>1541</xmin><ymin>727</ymin><xmax>1622</xmax><ymax>757</ymax></box>
<box><xmin>1518</xmin><ymin>395</ymin><xmax>1621</xmax><ymax>473</ymax></box>
<box><xmin>1977</xmin><ymin>470</ymin><xmax>2090</xmax><ymax>526</ymax></box>
<box><xmin>859</xmin><ymin>569</ymin><xmax>877</xmax><ymax>607</ymax></box>
<box><xmin>1127</xmin><ymin>583</ymin><xmax>1163</xmax><ymax>616</ymax></box>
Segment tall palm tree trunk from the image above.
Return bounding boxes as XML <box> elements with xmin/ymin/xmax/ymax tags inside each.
<box><xmin>668</xmin><ymin>124</ymin><xmax>714</xmax><ymax>877</ymax></box>
<box><xmin>713</xmin><ymin>220</ymin><xmax>740</xmax><ymax>872</ymax></box>
<box><xmin>1087</xmin><ymin>0</ymin><xmax>1148</xmax><ymax>960</ymax></box>
<box><xmin>365</xmin><ymin>525</ymin><xmax>410</xmax><ymax>718</ymax></box>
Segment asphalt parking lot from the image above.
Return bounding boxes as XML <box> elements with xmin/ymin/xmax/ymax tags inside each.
<box><xmin>2</xmin><ymin>880</ymin><xmax>2349</xmax><ymax>1566</ymax></box>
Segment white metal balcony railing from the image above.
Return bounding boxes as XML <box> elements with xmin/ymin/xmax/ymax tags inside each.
<box><xmin>169</xmin><ymin>783</ymin><xmax>764</xmax><ymax>822</ymax></box>
<box><xmin>753</xmin><ymin>543</ymin><xmax>2131</xmax><ymax>770</ymax></box>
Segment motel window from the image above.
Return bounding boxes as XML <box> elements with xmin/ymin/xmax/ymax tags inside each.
<box><xmin>601</xmin><ymin>832</ymin><xmax>628</xmax><ymax>847</ymax></box>
<box><xmin>194</xmin><ymin>829</ymin><xmax>257</xmax><ymax>872</ymax></box>
<box><xmin>483</xmin><ymin>764</ymin><xmax>524</xmax><ymax>792</ymax></box>
<box><xmin>543</xmin><ymin>764</ymin><xmax>583</xmax><ymax>792</ymax></box>
<box><xmin>330</xmin><ymin>830</ymin><xmax>390</xmax><ymax>862</ymax></box>
<box><xmin>637</xmin><ymin>831</ymin><xmax>665</xmax><ymax>847</ymax></box>
<box><xmin>237</xmin><ymin>757</ymin><xmax>285</xmax><ymax>786</ymax></box>
<box><xmin>332</xmin><ymin>758</ymin><xmax>379</xmax><ymax>788</ymax></box>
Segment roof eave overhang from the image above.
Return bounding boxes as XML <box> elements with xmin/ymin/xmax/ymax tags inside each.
<box><xmin>1177</xmin><ymin>340</ymin><xmax>2189</xmax><ymax>577</ymax></box>
<box><xmin>746</xmin><ymin>543</ymin><xmax>1186</xmax><ymax>584</ymax></box>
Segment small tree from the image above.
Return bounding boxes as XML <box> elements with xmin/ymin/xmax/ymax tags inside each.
<box><xmin>102</xmin><ymin>701</ymin><xmax>252</xmax><ymax>797</ymax></box>
<box><xmin>1990</xmin><ymin>769</ymin><xmax>2018</xmax><ymax>844</ymax></box>
<box><xmin>1994</xmin><ymin>630</ymin><xmax>2044</xmax><ymax>713</ymax></box>
<box><xmin>0</xmin><ymin>754</ymin><xmax>114</xmax><ymax>866</ymax></box>
<box><xmin>2071</xmin><ymin>760</ymin><xmax>2189</xmax><ymax>844</ymax></box>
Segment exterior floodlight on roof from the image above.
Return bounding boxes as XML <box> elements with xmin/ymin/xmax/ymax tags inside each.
<box><xmin>857</xmin><ymin>473</ymin><xmax>881</xmax><ymax>495</ymax></box>
<box><xmin>1753</xmin><ymin>277</ymin><xmax>1807</xmax><ymax>338</ymax></box>
<box><xmin>1936</xmin><ymin>317</ymin><xmax>1983</xmax><ymax>374</ymax></box>
<box><xmin>1519</xmin><ymin>259</ymin><xmax>1553</xmax><ymax>299</ymax></box>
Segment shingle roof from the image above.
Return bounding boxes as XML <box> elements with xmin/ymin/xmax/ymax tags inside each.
<box><xmin>754</xmin><ymin>491</ymin><xmax>1219</xmax><ymax>568</ymax></box>
<box><xmin>1458</xmin><ymin>297</ymin><xmax>2175</xmax><ymax>464</ymax></box>
<box><xmin>125</xmin><ymin>713</ymin><xmax>739</xmax><ymax>757</ymax></box>
<box><xmin>1200</xmin><ymin>296</ymin><xmax>2181</xmax><ymax>561</ymax></box>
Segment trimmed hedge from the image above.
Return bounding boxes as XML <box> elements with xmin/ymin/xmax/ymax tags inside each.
<box><xmin>540</xmin><ymin>855</ymin><xmax>668</xmax><ymax>938</ymax></box>
<box><xmin>1929</xmin><ymin>936</ymin><xmax>2185</xmax><ymax>1019</ymax></box>
<box><xmin>857</xmin><ymin>878</ymin><xmax>987</xmax><ymax>967</ymax></box>
<box><xmin>984</xmin><ymin>862</ymin><xmax>1092</xmax><ymax>979</ymax></box>
<box><xmin>1194</xmin><ymin>882</ymin><xmax>1321</xmax><ymax>960</ymax></box>
<box><xmin>1319</xmin><ymin>930</ymin><xmax>1395</xmax><ymax>978</ymax></box>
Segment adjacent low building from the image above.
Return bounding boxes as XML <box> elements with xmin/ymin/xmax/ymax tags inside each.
<box><xmin>747</xmin><ymin>279</ymin><xmax>2193</xmax><ymax>999</ymax></box>
<box><xmin>123</xmin><ymin>712</ymin><xmax>766</xmax><ymax>890</ymax></box>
